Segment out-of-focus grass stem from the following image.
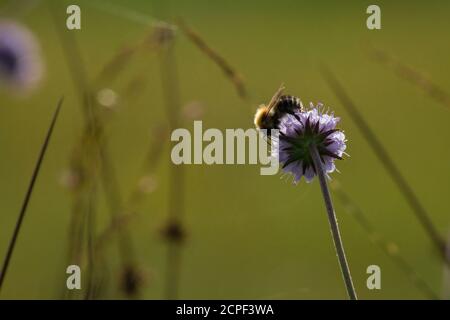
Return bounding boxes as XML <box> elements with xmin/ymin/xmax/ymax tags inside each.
<box><xmin>366</xmin><ymin>45</ymin><xmax>450</xmax><ymax>110</ymax></box>
<box><xmin>48</xmin><ymin>3</ymin><xmax>96</xmax><ymax>131</ymax></box>
<box><xmin>177</xmin><ymin>18</ymin><xmax>247</xmax><ymax>100</ymax></box>
<box><xmin>442</xmin><ymin>234</ymin><xmax>450</xmax><ymax>299</ymax></box>
<box><xmin>94</xmin><ymin>126</ymin><xmax>167</xmax><ymax>252</ymax></box>
<box><xmin>331</xmin><ymin>180</ymin><xmax>439</xmax><ymax>300</ymax></box>
<box><xmin>157</xmin><ymin>27</ymin><xmax>186</xmax><ymax>300</ymax></box>
<box><xmin>48</xmin><ymin>2</ymin><xmax>139</xmax><ymax>297</ymax></box>
<box><xmin>321</xmin><ymin>66</ymin><xmax>447</xmax><ymax>262</ymax></box>
<box><xmin>84</xmin><ymin>183</ymin><xmax>98</xmax><ymax>300</ymax></box>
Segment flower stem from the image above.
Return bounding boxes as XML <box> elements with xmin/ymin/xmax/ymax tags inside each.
<box><xmin>309</xmin><ymin>144</ymin><xmax>357</xmax><ymax>300</ymax></box>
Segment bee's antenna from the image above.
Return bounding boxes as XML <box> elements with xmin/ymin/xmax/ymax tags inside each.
<box><xmin>266</xmin><ymin>83</ymin><xmax>285</xmax><ymax>112</ymax></box>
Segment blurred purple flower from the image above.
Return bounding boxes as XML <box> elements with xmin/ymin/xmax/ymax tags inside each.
<box><xmin>272</xmin><ymin>103</ymin><xmax>347</xmax><ymax>183</ymax></box>
<box><xmin>0</xmin><ymin>20</ymin><xmax>43</xmax><ymax>91</ymax></box>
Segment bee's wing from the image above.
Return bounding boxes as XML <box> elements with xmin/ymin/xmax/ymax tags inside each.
<box><xmin>266</xmin><ymin>83</ymin><xmax>285</xmax><ymax>113</ymax></box>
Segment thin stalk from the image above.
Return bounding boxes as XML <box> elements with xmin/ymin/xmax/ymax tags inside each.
<box><xmin>0</xmin><ymin>97</ymin><xmax>63</xmax><ymax>291</ymax></box>
<box><xmin>442</xmin><ymin>233</ymin><xmax>450</xmax><ymax>299</ymax></box>
<box><xmin>331</xmin><ymin>180</ymin><xmax>438</xmax><ymax>300</ymax></box>
<box><xmin>48</xmin><ymin>2</ymin><xmax>139</xmax><ymax>296</ymax></box>
<box><xmin>176</xmin><ymin>18</ymin><xmax>247</xmax><ymax>100</ymax></box>
<box><xmin>84</xmin><ymin>183</ymin><xmax>98</xmax><ymax>300</ymax></box>
<box><xmin>309</xmin><ymin>144</ymin><xmax>357</xmax><ymax>300</ymax></box>
<box><xmin>321</xmin><ymin>66</ymin><xmax>446</xmax><ymax>260</ymax></box>
<box><xmin>366</xmin><ymin>45</ymin><xmax>450</xmax><ymax>110</ymax></box>
<box><xmin>157</xmin><ymin>26</ymin><xmax>186</xmax><ymax>300</ymax></box>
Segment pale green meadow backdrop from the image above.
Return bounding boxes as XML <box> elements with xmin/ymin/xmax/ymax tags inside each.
<box><xmin>0</xmin><ymin>0</ymin><xmax>450</xmax><ymax>299</ymax></box>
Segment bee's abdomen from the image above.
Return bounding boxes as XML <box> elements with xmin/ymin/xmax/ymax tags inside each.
<box><xmin>277</xmin><ymin>95</ymin><xmax>302</xmax><ymax>114</ymax></box>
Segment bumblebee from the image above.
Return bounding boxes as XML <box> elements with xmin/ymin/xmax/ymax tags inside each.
<box><xmin>254</xmin><ymin>85</ymin><xmax>303</xmax><ymax>135</ymax></box>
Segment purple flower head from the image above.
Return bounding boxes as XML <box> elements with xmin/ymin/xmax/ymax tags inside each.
<box><xmin>0</xmin><ymin>20</ymin><xmax>43</xmax><ymax>91</ymax></box>
<box><xmin>272</xmin><ymin>103</ymin><xmax>347</xmax><ymax>184</ymax></box>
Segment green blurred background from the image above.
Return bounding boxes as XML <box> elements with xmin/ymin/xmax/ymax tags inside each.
<box><xmin>0</xmin><ymin>0</ymin><xmax>450</xmax><ymax>299</ymax></box>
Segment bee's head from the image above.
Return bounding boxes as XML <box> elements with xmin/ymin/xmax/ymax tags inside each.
<box><xmin>254</xmin><ymin>84</ymin><xmax>285</xmax><ymax>130</ymax></box>
<box><xmin>254</xmin><ymin>105</ymin><xmax>270</xmax><ymax>129</ymax></box>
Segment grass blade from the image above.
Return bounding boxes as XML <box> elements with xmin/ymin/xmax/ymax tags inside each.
<box><xmin>48</xmin><ymin>1</ymin><xmax>140</xmax><ymax>297</ymax></box>
<box><xmin>331</xmin><ymin>180</ymin><xmax>439</xmax><ymax>299</ymax></box>
<box><xmin>0</xmin><ymin>97</ymin><xmax>63</xmax><ymax>291</ymax></box>
<box><xmin>366</xmin><ymin>45</ymin><xmax>450</xmax><ymax>110</ymax></box>
<box><xmin>321</xmin><ymin>66</ymin><xmax>446</xmax><ymax>261</ymax></box>
<box><xmin>155</xmin><ymin>23</ymin><xmax>186</xmax><ymax>300</ymax></box>
<box><xmin>177</xmin><ymin>18</ymin><xmax>247</xmax><ymax>100</ymax></box>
